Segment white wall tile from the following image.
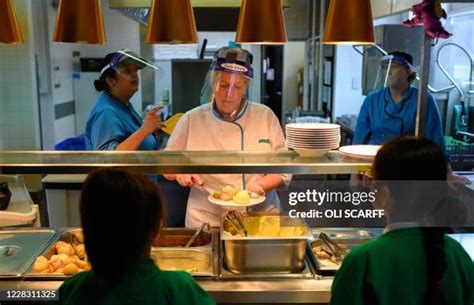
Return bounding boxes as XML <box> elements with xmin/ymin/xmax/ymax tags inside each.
<box><xmin>0</xmin><ymin>0</ymin><xmax>40</xmax><ymax>150</ymax></box>
<box><xmin>333</xmin><ymin>45</ymin><xmax>366</xmax><ymax>120</ymax></box>
<box><xmin>44</xmin><ymin>0</ymin><xmax>142</xmax><ymax>143</ymax></box>
<box><xmin>283</xmin><ymin>42</ymin><xmax>305</xmax><ymax>118</ymax></box>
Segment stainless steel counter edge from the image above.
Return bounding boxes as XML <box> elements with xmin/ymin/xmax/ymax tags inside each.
<box><xmin>0</xmin><ymin>150</ymin><xmax>371</xmax><ymax>175</ymax></box>
<box><xmin>0</xmin><ymin>278</ymin><xmax>333</xmax><ymax>303</ymax></box>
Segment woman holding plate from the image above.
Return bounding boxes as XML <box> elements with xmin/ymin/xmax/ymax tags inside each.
<box><xmin>164</xmin><ymin>47</ymin><xmax>290</xmax><ymax>228</ymax></box>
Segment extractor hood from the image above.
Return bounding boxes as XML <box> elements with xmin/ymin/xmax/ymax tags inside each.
<box><xmin>116</xmin><ymin>6</ymin><xmax>242</xmax><ymax>31</ymax></box>
<box><xmin>111</xmin><ymin>0</ymin><xmax>292</xmax><ymax>32</ymax></box>
<box><xmin>109</xmin><ymin>0</ymin><xmax>291</xmax><ymax>8</ymax></box>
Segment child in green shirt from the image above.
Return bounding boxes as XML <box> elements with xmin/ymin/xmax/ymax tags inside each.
<box><xmin>55</xmin><ymin>168</ymin><xmax>215</xmax><ymax>305</ymax></box>
<box><xmin>331</xmin><ymin>137</ymin><xmax>474</xmax><ymax>305</ymax></box>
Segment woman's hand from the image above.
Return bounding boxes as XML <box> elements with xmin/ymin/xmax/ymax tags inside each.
<box><xmin>246</xmin><ymin>177</ymin><xmax>266</xmax><ymax>196</ymax></box>
<box><xmin>140</xmin><ymin>106</ymin><xmax>163</xmax><ymax>135</ymax></box>
<box><xmin>176</xmin><ymin>174</ymin><xmax>203</xmax><ymax>187</ymax></box>
<box><xmin>447</xmin><ymin>163</ymin><xmax>472</xmax><ymax>190</ymax></box>
<box><xmin>447</xmin><ymin>172</ymin><xmax>471</xmax><ymax>190</ymax></box>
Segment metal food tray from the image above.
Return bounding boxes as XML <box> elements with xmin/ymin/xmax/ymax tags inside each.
<box><xmin>152</xmin><ymin>228</ymin><xmax>212</xmax><ymax>248</ymax></box>
<box><xmin>23</xmin><ymin>228</ymin><xmax>84</xmax><ymax>280</ymax></box>
<box><xmin>310</xmin><ymin>228</ymin><xmax>374</xmax><ymax>240</ymax></box>
<box><xmin>0</xmin><ymin>229</ymin><xmax>58</xmax><ymax>279</ymax></box>
<box><xmin>308</xmin><ymin>229</ymin><xmax>374</xmax><ymax>275</ymax></box>
<box><xmin>221</xmin><ymin>214</ymin><xmax>312</xmax><ymax>241</ymax></box>
<box><xmin>219</xmin><ymin>239</ymin><xmax>316</xmax><ymax>279</ymax></box>
<box><xmin>220</xmin><ymin>214</ymin><xmax>312</xmax><ymax>274</ymax></box>
<box><xmin>151</xmin><ymin>228</ymin><xmax>216</xmax><ymax>277</ymax></box>
<box><xmin>151</xmin><ymin>249</ymin><xmax>213</xmax><ymax>277</ymax></box>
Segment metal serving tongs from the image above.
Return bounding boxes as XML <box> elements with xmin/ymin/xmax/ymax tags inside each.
<box><xmin>65</xmin><ymin>232</ymin><xmax>82</xmax><ymax>254</ymax></box>
<box><xmin>185</xmin><ymin>223</ymin><xmax>210</xmax><ymax>247</ymax></box>
<box><xmin>225</xmin><ymin>210</ymin><xmax>248</xmax><ymax>237</ymax></box>
<box><xmin>319</xmin><ymin>232</ymin><xmax>346</xmax><ymax>263</ymax></box>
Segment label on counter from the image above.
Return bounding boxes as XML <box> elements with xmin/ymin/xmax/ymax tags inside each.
<box><xmin>0</xmin><ymin>290</ymin><xmax>58</xmax><ymax>301</ymax></box>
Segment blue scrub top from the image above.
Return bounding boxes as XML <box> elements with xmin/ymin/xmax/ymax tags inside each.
<box><xmin>85</xmin><ymin>92</ymin><xmax>157</xmax><ymax>151</ymax></box>
<box><xmin>353</xmin><ymin>87</ymin><xmax>446</xmax><ymax>154</ymax></box>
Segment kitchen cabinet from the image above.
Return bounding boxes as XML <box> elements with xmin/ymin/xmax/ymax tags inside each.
<box><xmin>371</xmin><ymin>0</ymin><xmax>392</xmax><ymax>18</ymax></box>
<box><xmin>371</xmin><ymin>0</ymin><xmax>418</xmax><ymax>19</ymax></box>
<box><xmin>392</xmin><ymin>0</ymin><xmax>418</xmax><ymax>13</ymax></box>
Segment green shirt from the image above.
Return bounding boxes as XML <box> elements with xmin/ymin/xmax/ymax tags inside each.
<box><xmin>54</xmin><ymin>258</ymin><xmax>215</xmax><ymax>305</ymax></box>
<box><xmin>331</xmin><ymin>228</ymin><xmax>474</xmax><ymax>305</ymax></box>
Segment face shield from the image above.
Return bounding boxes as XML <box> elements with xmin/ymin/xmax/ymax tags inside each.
<box><xmin>100</xmin><ymin>49</ymin><xmax>157</xmax><ymax>82</ymax></box>
<box><xmin>200</xmin><ymin>48</ymin><xmax>254</xmax><ymax>120</ymax></box>
<box><xmin>373</xmin><ymin>54</ymin><xmax>414</xmax><ymax>89</ymax></box>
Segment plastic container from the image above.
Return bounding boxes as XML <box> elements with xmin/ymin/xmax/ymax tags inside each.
<box><xmin>0</xmin><ymin>177</ymin><xmax>39</xmax><ymax>227</ymax></box>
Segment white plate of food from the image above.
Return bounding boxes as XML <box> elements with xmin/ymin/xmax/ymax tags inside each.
<box><xmin>207</xmin><ymin>185</ymin><xmax>265</xmax><ymax>207</ymax></box>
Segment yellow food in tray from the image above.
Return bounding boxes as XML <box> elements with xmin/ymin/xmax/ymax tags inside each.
<box><xmin>212</xmin><ymin>185</ymin><xmax>251</xmax><ymax>205</ymax></box>
<box><xmin>151</xmin><ymin>250</ymin><xmax>210</xmax><ymax>274</ymax></box>
<box><xmin>226</xmin><ymin>216</ymin><xmax>308</xmax><ymax>237</ymax></box>
<box><xmin>32</xmin><ymin>232</ymin><xmax>90</xmax><ymax>275</ymax></box>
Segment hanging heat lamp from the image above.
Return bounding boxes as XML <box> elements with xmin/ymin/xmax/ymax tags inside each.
<box><xmin>0</xmin><ymin>0</ymin><xmax>24</xmax><ymax>44</ymax></box>
<box><xmin>323</xmin><ymin>0</ymin><xmax>375</xmax><ymax>45</ymax></box>
<box><xmin>53</xmin><ymin>0</ymin><xmax>106</xmax><ymax>44</ymax></box>
<box><xmin>235</xmin><ymin>0</ymin><xmax>287</xmax><ymax>44</ymax></box>
<box><xmin>147</xmin><ymin>0</ymin><xmax>198</xmax><ymax>44</ymax></box>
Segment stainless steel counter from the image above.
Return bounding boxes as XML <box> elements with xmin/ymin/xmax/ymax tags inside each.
<box><xmin>0</xmin><ymin>278</ymin><xmax>333</xmax><ymax>304</ymax></box>
<box><xmin>0</xmin><ymin>151</ymin><xmax>371</xmax><ymax>175</ymax></box>
<box><xmin>0</xmin><ymin>228</ymin><xmax>334</xmax><ymax>304</ymax></box>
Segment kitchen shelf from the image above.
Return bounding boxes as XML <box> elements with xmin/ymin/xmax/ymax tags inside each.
<box><xmin>0</xmin><ymin>151</ymin><xmax>371</xmax><ymax>175</ymax></box>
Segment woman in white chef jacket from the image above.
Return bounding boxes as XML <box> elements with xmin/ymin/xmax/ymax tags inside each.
<box><xmin>164</xmin><ymin>47</ymin><xmax>290</xmax><ymax>228</ymax></box>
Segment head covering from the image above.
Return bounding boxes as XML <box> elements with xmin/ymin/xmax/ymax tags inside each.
<box><xmin>376</xmin><ymin>51</ymin><xmax>416</xmax><ymax>88</ymax></box>
<box><xmin>199</xmin><ymin>47</ymin><xmax>254</xmax><ymax>120</ymax></box>
<box><xmin>209</xmin><ymin>47</ymin><xmax>254</xmax><ymax>79</ymax></box>
<box><xmin>381</xmin><ymin>51</ymin><xmax>414</xmax><ymax>69</ymax></box>
<box><xmin>100</xmin><ymin>48</ymin><xmax>157</xmax><ymax>76</ymax></box>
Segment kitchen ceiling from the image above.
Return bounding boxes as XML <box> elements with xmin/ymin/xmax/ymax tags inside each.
<box><xmin>108</xmin><ymin>0</ymin><xmax>291</xmax><ymax>8</ymax></box>
<box><xmin>111</xmin><ymin>0</ymin><xmax>309</xmax><ymax>38</ymax></box>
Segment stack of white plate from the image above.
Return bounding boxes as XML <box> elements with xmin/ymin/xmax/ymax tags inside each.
<box><xmin>285</xmin><ymin>123</ymin><xmax>341</xmax><ymax>157</ymax></box>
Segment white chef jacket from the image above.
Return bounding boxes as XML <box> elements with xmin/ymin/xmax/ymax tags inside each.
<box><xmin>165</xmin><ymin>102</ymin><xmax>291</xmax><ymax>228</ymax></box>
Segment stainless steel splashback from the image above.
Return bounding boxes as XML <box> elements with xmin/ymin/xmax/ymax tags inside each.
<box><xmin>362</xmin><ymin>25</ymin><xmax>424</xmax><ymax>95</ymax></box>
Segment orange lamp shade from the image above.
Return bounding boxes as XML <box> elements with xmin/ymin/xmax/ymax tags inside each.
<box><xmin>0</xmin><ymin>0</ymin><xmax>24</xmax><ymax>44</ymax></box>
<box><xmin>53</xmin><ymin>0</ymin><xmax>106</xmax><ymax>44</ymax></box>
<box><xmin>323</xmin><ymin>0</ymin><xmax>375</xmax><ymax>45</ymax></box>
<box><xmin>147</xmin><ymin>0</ymin><xmax>198</xmax><ymax>44</ymax></box>
<box><xmin>235</xmin><ymin>0</ymin><xmax>287</xmax><ymax>45</ymax></box>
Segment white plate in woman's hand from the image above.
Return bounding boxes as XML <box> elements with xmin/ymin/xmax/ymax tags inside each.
<box><xmin>207</xmin><ymin>193</ymin><xmax>265</xmax><ymax>207</ymax></box>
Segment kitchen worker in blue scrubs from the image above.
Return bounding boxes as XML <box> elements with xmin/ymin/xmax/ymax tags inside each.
<box><xmin>85</xmin><ymin>49</ymin><xmax>163</xmax><ymax>151</ymax></box>
<box><xmin>353</xmin><ymin>51</ymin><xmax>469</xmax><ymax>184</ymax></box>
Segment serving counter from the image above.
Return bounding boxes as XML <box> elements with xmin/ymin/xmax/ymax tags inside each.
<box><xmin>0</xmin><ymin>278</ymin><xmax>333</xmax><ymax>304</ymax></box>
<box><xmin>0</xmin><ymin>150</ymin><xmax>369</xmax><ymax>304</ymax></box>
<box><xmin>0</xmin><ymin>228</ymin><xmax>336</xmax><ymax>304</ymax></box>
<box><xmin>0</xmin><ymin>150</ymin><xmax>371</xmax><ymax>175</ymax></box>
<box><xmin>1</xmin><ymin>150</ymin><xmax>473</xmax><ymax>304</ymax></box>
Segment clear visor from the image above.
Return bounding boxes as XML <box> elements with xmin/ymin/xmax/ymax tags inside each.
<box><xmin>373</xmin><ymin>55</ymin><xmax>413</xmax><ymax>88</ymax></box>
<box><xmin>103</xmin><ymin>49</ymin><xmax>157</xmax><ymax>81</ymax></box>
<box><xmin>200</xmin><ymin>70</ymin><xmax>252</xmax><ymax>118</ymax></box>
